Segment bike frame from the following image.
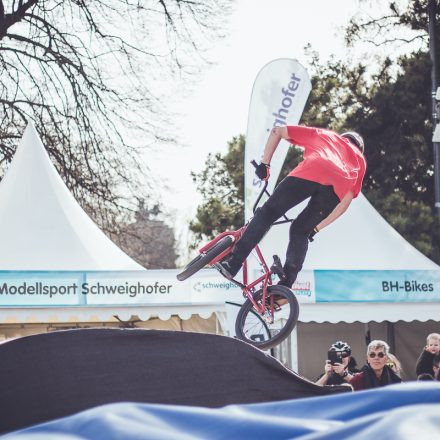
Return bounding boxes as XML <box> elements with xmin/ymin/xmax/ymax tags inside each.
<box><xmin>199</xmin><ymin>227</ymin><xmax>274</xmax><ymax>314</ymax></box>
<box><xmin>199</xmin><ymin>164</ymin><xmax>293</xmax><ymax>316</ymax></box>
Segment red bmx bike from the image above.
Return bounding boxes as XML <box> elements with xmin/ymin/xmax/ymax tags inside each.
<box><xmin>177</xmin><ymin>161</ymin><xmax>299</xmax><ymax>350</ymax></box>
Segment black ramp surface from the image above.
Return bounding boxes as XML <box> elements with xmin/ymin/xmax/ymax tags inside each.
<box><xmin>0</xmin><ymin>328</ymin><xmax>350</xmax><ymax>433</ymax></box>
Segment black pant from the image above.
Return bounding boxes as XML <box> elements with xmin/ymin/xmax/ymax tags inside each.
<box><xmin>231</xmin><ymin>176</ymin><xmax>340</xmax><ymax>286</ymax></box>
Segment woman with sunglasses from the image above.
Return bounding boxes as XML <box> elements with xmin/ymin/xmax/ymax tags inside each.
<box><xmin>349</xmin><ymin>340</ymin><xmax>402</xmax><ymax>391</ymax></box>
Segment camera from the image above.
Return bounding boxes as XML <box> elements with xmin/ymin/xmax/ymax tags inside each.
<box><xmin>328</xmin><ymin>350</ymin><xmax>343</xmax><ymax>365</ymax></box>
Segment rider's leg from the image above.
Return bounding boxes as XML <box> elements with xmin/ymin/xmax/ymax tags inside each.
<box><xmin>221</xmin><ymin>177</ymin><xmax>320</xmax><ymax>277</ymax></box>
<box><xmin>279</xmin><ymin>185</ymin><xmax>340</xmax><ymax>288</ymax></box>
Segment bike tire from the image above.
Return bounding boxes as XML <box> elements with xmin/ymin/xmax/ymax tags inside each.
<box><xmin>235</xmin><ymin>285</ymin><xmax>299</xmax><ymax>350</ymax></box>
<box><xmin>176</xmin><ymin>236</ymin><xmax>234</xmax><ymax>281</ymax></box>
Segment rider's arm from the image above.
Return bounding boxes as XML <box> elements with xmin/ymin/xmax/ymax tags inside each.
<box><xmin>315</xmin><ymin>191</ymin><xmax>354</xmax><ymax>231</ymax></box>
<box><xmin>261</xmin><ymin>126</ymin><xmax>289</xmax><ymax>164</ymax></box>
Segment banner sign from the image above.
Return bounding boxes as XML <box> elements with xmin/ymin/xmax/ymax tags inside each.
<box><xmin>0</xmin><ymin>269</ymin><xmax>244</xmax><ymax>307</ymax></box>
<box><xmin>0</xmin><ymin>271</ymin><xmax>83</xmax><ymax>306</ymax></box>
<box><xmin>314</xmin><ymin>270</ymin><xmax>440</xmax><ymax>302</ymax></box>
<box><xmin>244</xmin><ymin>58</ymin><xmax>311</xmax><ymax>221</ymax></box>
<box><xmin>0</xmin><ymin>269</ymin><xmax>439</xmax><ymax>307</ymax></box>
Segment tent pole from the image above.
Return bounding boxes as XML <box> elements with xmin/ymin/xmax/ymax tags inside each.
<box><xmin>386</xmin><ymin>321</ymin><xmax>396</xmax><ymax>354</ymax></box>
<box><xmin>429</xmin><ymin>0</ymin><xmax>440</xmax><ymax>216</ymax></box>
<box><xmin>364</xmin><ymin>323</ymin><xmax>371</xmax><ymax>347</ymax></box>
<box><xmin>290</xmin><ymin>326</ymin><xmax>298</xmax><ymax>372</ymax></box>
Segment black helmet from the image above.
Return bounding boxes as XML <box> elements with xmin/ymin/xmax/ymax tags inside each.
<box><xmin>329</xmin><ymin>340</ymin><xmax>351</xmax><ymax>356</ymax></box>
<box><xmin>341</xmin><ymin>131</ymin><xmax>364</xmax><ymax>153</ymax></box>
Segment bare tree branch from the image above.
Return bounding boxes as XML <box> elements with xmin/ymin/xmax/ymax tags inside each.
<box><xmin>345</xmin><ymin>0</ymin><xmax>430</xmax><ymax>49</ymax></box>
<box><xmin>0</xmin><ymin>0</ymin><xmax>232</xmax><ymax>235</ymax></box>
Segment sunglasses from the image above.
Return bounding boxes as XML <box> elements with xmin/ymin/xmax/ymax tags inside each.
<box><xmin>368</xmin><ymin>352</ymin><xmax>386</xmax><ymax>358</ymax></box>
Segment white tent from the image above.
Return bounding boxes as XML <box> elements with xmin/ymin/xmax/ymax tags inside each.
<box><xmin>0</xmin><ymin>123</ymin><xmax>143</xmax><ymax>270</ymax></box>
<box><xmin>306</xmin><ymin>192</ymin><xmax>438</xmax><ymax>270</ymax></box>
<box><xmin>0</xmin><ymin>124</ymin><xmax>222</xmax><ymax>338</ymax></box>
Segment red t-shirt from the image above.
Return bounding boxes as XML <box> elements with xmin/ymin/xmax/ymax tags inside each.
<box><xmin>286</xmin><ymin>126</ymin><xmax>366</xmax><ymax>201</ymax></box>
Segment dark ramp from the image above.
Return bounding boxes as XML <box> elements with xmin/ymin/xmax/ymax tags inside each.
<box><xmin>0</xmin><ymin>328</ymin><xmax>350</xmax><ymax>433</ymax></box>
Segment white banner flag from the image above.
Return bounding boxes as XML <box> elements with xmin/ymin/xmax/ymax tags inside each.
<box><xmin>244</xmin><ymin>59</ymin><xmax>311</xmax><ymax>220</ymax></box>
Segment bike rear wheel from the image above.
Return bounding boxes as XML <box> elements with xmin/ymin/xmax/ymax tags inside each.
<box><xmin>176</xmin><ymin>236</ymin><xmax>234</xmax><ymax>281</ymax></box>
<box><xmin>235</xmin><ymin>285</ymin><xmax>299</xmax><ymax>350</ymax></box>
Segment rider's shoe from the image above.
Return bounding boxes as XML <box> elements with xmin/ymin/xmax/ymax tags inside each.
<box><xmin>276</xmin><ymin>266</ymin><xmax>295</xmax><ymax>306</ymax></box>
<box><xmin>277</xmin><ymin>263</ymin><xmax>299</xmax><ymax>289</ymax></box>
<box><xmin>214</xmin><ymin>256</ymin><xmax>241</xmax><ymax>280</ymax></box>
<box><xmin>271</xmin><ymin>255</ymin><xmax>286</xmax><ymax>281</ymax></box>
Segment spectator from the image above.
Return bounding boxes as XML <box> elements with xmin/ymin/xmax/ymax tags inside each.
<box><xmin>349</xmin><ymin>340</ymin><xmax>401</xmax><ymax>391</ymax></box>
<box><xmin>417</xmin><ymin>373</ymin><xmax>434</xmax><ymax>381</ymax></box>
<box><xmin>433</xmin><ymin>354</ymin><xmax>440</xmax><ymax>381</ymax></box>
<box><xmin>315</xmin><ymin>341</ymin><xmax>359</xmax><ymax>386</ymax></box>
<box><xmin>415</xmin><ymin>333</ymin><xmax>440</xmax><ymax>378</ymax></box>
<box><xmin>386</xmin><ymin>353</ymin><xmax>403</xmax><ymax>378</ymax></box>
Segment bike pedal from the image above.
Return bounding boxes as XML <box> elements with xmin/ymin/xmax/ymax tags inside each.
<box><xmin>265</xmin><ymin>296</ymin><xmax>282</xmax><ymax>312</ymax></box>
<box><xmin>270</xmin><ymin>255</ymin><xmax>285</xmax><ymax>279</ymax></box>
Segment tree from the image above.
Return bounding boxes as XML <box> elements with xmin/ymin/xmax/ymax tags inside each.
<box><xmin>0</xmin><ymin>0</ymin><xmax>231</xmax><ymax>230</ymax></box>
<box><xmin>345</xmin><ymin>0</ymin><xmax>438</xmax><ymax>51</ymax></box>
<box><xmin>342</xmin><ymin>0</ymin><xmax>440</xmax><ymax>261</ymax></box>
<box><xmin>116</xmin><ymin>201</ymin><xmax>178</xmax><ymax>269</ymax></box>
<box><xmin>190</xmin><ymin>135</ymin><xmax>245</xmax><ymax>243</ymax></box>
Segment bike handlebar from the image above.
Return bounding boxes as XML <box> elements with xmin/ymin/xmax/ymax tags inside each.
<box><xmin>250</xmin><ymin>160</ymin><xmax>269</xmax><ymax>214</ymax></box>
<box><xmin>250</xmin><ymin>160</ymin><xmax>292</xmax><ymax>224</ymax></box>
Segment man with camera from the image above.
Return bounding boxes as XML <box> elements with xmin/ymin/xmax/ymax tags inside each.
<box><xmin>316</xmin><ymin>341</ymin><xmax>358</xmax><ymax>386</ymax></box>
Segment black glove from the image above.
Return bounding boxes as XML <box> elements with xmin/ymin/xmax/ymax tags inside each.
<box><xmin>255</xmin><ymin>162</ymin><xmax>270</xmax><ymax>180</ymax></box>
<box><xmin>308</xmin><ymin>227</ymin><xmax>319</xmax><ymax>242</ymax></box>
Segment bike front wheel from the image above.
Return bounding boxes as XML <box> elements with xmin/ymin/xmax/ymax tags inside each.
<box><xmin>235</xmin><ymin>285</ymin><xmax>299</xmax><ymax>350</ymax></box>
<box><xmin>176</xmin><ymin>236</ymin><xmax>234</xmax><ymax>281</ymax></box>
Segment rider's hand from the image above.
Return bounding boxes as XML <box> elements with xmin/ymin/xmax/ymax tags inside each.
<box><xmin>255</xmin><ymin>162</ymin><xmax>270</xmax><ymax>181</ymax></box>
<box><xmin>308</xmin><ymin>226</ymin><xmax>319</xmax><ymax>242</ymax></box>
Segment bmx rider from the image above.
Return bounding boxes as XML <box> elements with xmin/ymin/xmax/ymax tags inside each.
<box><xmin>216</xmin><ymin>125</ymin><xmax>366</xmax><ymax>289</ymax></box>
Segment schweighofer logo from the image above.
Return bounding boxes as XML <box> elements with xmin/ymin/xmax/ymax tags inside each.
<box><xmin>271</xmin><ymin>72</ymin><xmax>302</xmax><ymax>128</ymax></box>
<box><xmin>192</xmin><ymin>280</ymin><xmax>237</xmax><ymax>293</ymax></box>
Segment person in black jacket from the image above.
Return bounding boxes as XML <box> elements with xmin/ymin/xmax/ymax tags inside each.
<box><xmin>433</xmin><ymin>354</ymin><xmax>440</xmax><ymax>381</ymax></box>
<box><xmin>349</xmin><ymin>340</ymin><xmax>402</xmax><ymax>391</ymax></box>
<box><xmin>415</xmin><ymin>333</ymin><xmax>440</xmax><ymax>378</ymax></box>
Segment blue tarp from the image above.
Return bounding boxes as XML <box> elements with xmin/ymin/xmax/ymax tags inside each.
<box><xmin>4</xmin><ymin>382</ymin><xmax>440</xmax><ymax>440</ymax></box>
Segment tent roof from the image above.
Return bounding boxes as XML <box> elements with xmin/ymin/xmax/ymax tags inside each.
<box><xmin>298</xmin><ymin>302</ymin><xmax>440</xmax><ymax>323</ymax></box>
<box><xmin>0</xmin><ymin>305</ymin><xmax>216</xmax><ymax>324</ymax></box>
<box><xmin>0</xmin><ymin>301</ymin><xmax>438</xmax><ymax>325</ymax></box>
<box><xmin>0</xmin><ymin>124</ymin><xmax>143</xmax><ymax>270</ymax></box>
<box><xmin>259</xmin><ymin>192</ymin><xmax>439</xmax><ymax>270</ymax></box>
